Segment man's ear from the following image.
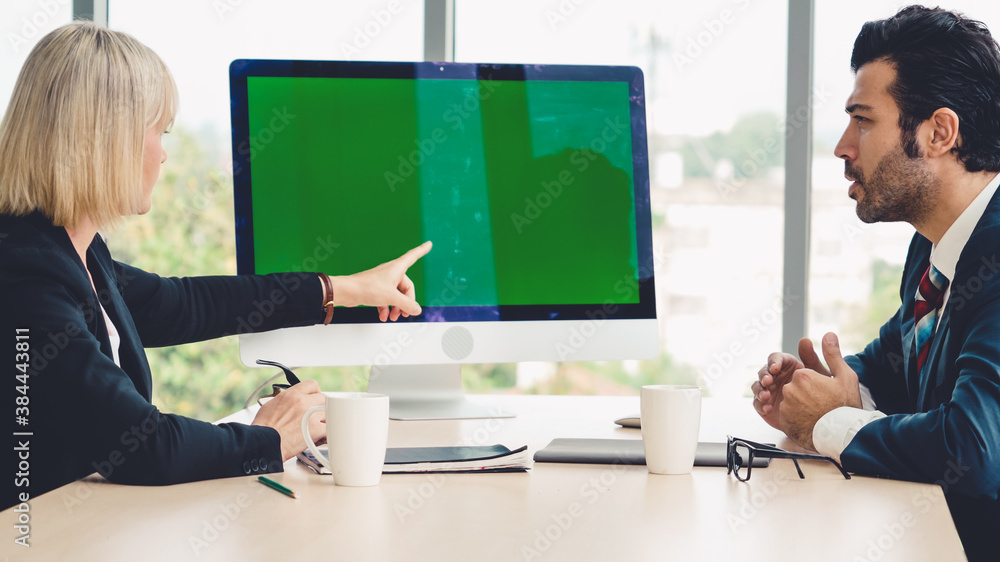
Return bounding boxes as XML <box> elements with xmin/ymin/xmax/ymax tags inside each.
<box><xmin>921</xmin><ymin>107</ymin><xmax>961</xmax><ymax>158</ymax></box>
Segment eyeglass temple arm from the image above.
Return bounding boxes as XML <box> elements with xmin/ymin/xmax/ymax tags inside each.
<box><xmin>732</xmin><ymin>437</ymin><xmax>785</xmax><ymax>451</ymax></box>
<box><xmin>761</xmin><ymin>450</ymin><xmax>851</xmax><ymax>479</ymax></box>
<box><xmin>256</xmin><ymin>359</ymin><xmax>301</xmax><ymax>385</ymax></box>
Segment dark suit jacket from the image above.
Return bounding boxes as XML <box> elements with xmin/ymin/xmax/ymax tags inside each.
<box><xmin>1</xmin><ymin>212</ymin><xmax>325</xmax><ymax>509</ymax></box>
<box><xmin>843</xmin><ymin>188</ymin><xmax>1000</xmax><ymax>557</ymax></box>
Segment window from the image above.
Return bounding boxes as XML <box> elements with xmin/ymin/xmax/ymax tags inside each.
<box><xmin>0</xmin><ymin>0</ymin><xmax>73</xmax><ymax>116</ymax></box>
<box><xmin>457</xmin><ymin>0</ymin><xmax>788</xmax><ymax>398</ymax></box>
<box><xmin>111</xmin><ymin>0</ymin><xmax>424</xmax><ymax>156</ymax></box>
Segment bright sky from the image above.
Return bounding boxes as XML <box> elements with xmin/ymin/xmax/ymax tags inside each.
<box><xmin>4</xmin><ymin>1</ymin><xmax>1000</xmax><ymax>148</ymax></box>
<box><xmin>102</xmin><ymin>0</ymin><xmax>787</xmax><ymax>141</ymax></box>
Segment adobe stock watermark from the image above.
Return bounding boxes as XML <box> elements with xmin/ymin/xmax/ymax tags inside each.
<box><xmin>233</xmin><ymin>235</ymin><xmax>341</xmax><ymax>335</ymax></box>
<box><xmin>189</xmin><ymin>493</ymin><xmax>252</xmax><ymax>556</ymax></box>
<box><xmin>184</xmin><ymin>169</ymin><xmax>230</xmax><ymax>219</ymax></box>
<box><xmin>62</xmin><ymin>479</ymin><xmax>97</xmax><ymax>514</ymax></box>
<box><xmin>543</xmin><ymin>0</ymin><xmax>588</xmax><ymax>31</ymax></box>
<box><xmin>554</xmin><ymin>246</ymin><xmax>663</xmax><ymax>361</ymax></box>
<box><xmin>212</xmin><ymin>0</ymin><xmax>248</xmax><ymax>20</ymax></box>
<box><xmin>57</xmin><ymin>416</ymin><xmax>172</xmax><ymax>520</ymax></box>
<box><xmin>26</xmin><ymin>268</ymin><xmax>138</xmax><ymax>375</ymax></box>
<box><xmin>673</xmin><ymin>0</ymin><xmax>752</xmax><ymax>72</ymax></box>
<box><xmin>340</xmin><ymin>1</ymin><xmax>404</xmax><ymax>59</ymax></box>
<box><xmin>393</xmin><ymin>410</ymin><xmax>509</xmax><ymax>524</ymax></box>
<box><xmin>459</xmin><ymin>412</ymin><xmax>509</xmax><ymax>446</ymax></box>
<box><xmin>187</xmin><ymin>476</ymin><xmax>277</xmax><ymax>557</ymax></box>
<box><xmin>350</xmin><ymin>274</ymin><xmax>469</xmax><ymax>389</ymax></box>
<box><xmin>697</xmin><ymin>289</ymin><xmax>799</xmax><ymax>390</ymax></box>
<box><xmin>840</xmin><ymin>219</ymin><xmax>876</xmax><ymax>247</ymax></box>
<box><xmin>510</xmin><ymin>116</ymin><xmax>629</xmax><ymax>234</ymax></box>
<box><xmin>393</xmin><ymin>473</ymin><xmax>446</xmax><ymax>523</ymax></box>
<box><xmin>234</xmin><ymin>106</ymin><xmax>296</xmax><ymax>175</ymax></box>
<box><xmin>89</xmin><ymin>416</ymin><xmax>162</xmax><ymax>482</ymax></box>
<box><xmin>852</xmin><ymin>459</ymin><xmax>969</xmax><ymax>561</ymax></box>
<box><xmin>12</xmin><ymin>414</ymin><xmax>31</xmax><ymax>547</ymax></box>
<box><xmin>6</xmin><ymin>0</ymin><xmax>69</xmax><ymax>54</ymax></box>
<box><xmin>384</xmin><ymin>128</ymin><xmax>449</xmax><ymax>192</ymax></box>
<box><xmin>726</xmin><ymin>470</ymin><xmax>792</xmax><ymax>532</ymax></box>
<box><xmin>521</xmin><ymin>458</ymin><xmax>629</xmax><ymax>560</ymax></box>
<box><xmin>715</xmin><ymin>85</ymin><xmax>833</xmax><ymax>200</ymax></box>
<box><xmin>947</xmin><ymin>253</ymin><xmax>1000</xmax><ymax>312</ymax></box>
<box><xmin>384</xmin><ymin>79</ymin><xmax>499</xmax><ymax>192</ymax></box>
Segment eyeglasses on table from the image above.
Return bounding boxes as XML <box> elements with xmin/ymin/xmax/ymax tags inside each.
<box><xmin>727</xmin><ymin>435</ymin><xmax>851</xmax><ymax>481</ymax></box>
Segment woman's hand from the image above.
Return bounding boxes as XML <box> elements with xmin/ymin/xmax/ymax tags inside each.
<box><xmin>330</xmin><ymin>241</ymin><xmax>433</xmax><ymax>321</ymax></box>
<box><xmin>251</xmin><ymin>380</ymin><xmax>327</xmax><ymax>461</ymax></box>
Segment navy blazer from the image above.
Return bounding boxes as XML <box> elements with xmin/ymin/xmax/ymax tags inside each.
<box><xmin>1</xmin><ymin>212</ymin><xmax>325</xmax><ymax>509</ymax></box>
<box><xmin>843</xmin><ymin>188</ymin><xmax>1000</xmax><ymax>554</ymax></box>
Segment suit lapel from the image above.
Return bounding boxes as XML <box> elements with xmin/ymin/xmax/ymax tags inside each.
<box><xmin>86</xmin><ymin>243</ymin><xmax>153</xmax><ymax>401</ymax></box>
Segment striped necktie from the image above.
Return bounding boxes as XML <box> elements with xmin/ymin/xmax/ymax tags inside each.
<box><xmin>914</xmin><ymin>263</ymin><xmax>949</xmax><ymax>375</ymax></box>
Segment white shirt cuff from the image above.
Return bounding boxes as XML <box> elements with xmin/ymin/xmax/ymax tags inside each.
<box><xmin>812</xmin><ymin>407</ymin><xmax>886</xmax><ymax>463</ymax></box>
<box><xmin>859</xmin><ymin>383</ymin><xmax>876</xmax><ymax>411</ymax></box>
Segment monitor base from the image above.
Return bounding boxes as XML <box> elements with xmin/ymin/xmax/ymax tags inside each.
<box><xmin>367</xmin><ymin>364</ymin><xmax>516</xmax><ymax>421</ymax></box>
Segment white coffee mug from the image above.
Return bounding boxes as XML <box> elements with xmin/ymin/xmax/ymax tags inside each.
<box><xmin>640</xmin><ymin>385</ymin><xmax>702</xmax><ymax>475</ymax></box>
<box><xmin>301</xmin><ymin>392</ymin><xmax>390</xmax><ymax>486</ymax></box>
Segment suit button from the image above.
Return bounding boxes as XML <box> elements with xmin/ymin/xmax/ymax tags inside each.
<box><xmin>243</xmin><ymin>461</ymin><xmax>251</xmax><ymax>474</ymax></box>
<box><xmin>259</xmin><ymin>457</ymin><xmax>268</xmax><ymax>471</ymax></box>
<box><xmin>251</xmin><ymin>459</ymin><xmax>259</xmax><ymax>472</ymax></box>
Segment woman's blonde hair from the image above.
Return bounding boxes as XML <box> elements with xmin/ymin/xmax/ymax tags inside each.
<box><xmin>0</xmin><ymin>21</ymin><xmax>178</xmax><ymax>229</ymax></box>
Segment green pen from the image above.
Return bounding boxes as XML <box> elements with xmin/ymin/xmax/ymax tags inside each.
<box><xmin>258</xmin><ymin>476</ymin><xmax>298</xmax><ymax>499</ymax></box>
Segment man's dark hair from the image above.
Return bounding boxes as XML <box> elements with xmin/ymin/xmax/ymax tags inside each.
<box><xmin>852</xmin><ymin>5</ymin><xmax>1000</xmax><ymax>172</ymax></box>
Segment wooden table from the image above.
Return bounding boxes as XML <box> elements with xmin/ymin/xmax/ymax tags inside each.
<box><xmin>1</xmin><ymin>395</ymin><xmax>965</xmax><ymax>561</ymax></box>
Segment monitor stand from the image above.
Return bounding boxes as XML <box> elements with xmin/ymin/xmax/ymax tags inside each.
<box><xmin>367</xmin><ymin>364</ymin><xmax>516</xmax><ymax>421</ymax></box>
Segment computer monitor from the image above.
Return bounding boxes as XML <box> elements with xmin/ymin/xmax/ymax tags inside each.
<box><xmin>229</xmin><ymin>60</ymin><xmax>657</xmax><ymax>420</ymax></box>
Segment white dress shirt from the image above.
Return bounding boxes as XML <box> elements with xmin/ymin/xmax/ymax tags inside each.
<box><xmin>100</xmin><ymin>302</ymin><xmax>122</xmax><ymax>367</ymax></box>
<box><xmin>93</xmin><ymin>231</ymin><xmax>121</xmax><ymax>367</ymax></box>
<box><xmin>813</xmin><ymin>171</ymin><xmax>1000</xmax><ymax>462</ymax></box>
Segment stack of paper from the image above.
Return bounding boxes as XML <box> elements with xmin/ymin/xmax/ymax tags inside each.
<box><xmin>298</xmin><ymin>444</ymin><xmax>531</xmax><ymax>475</ymax></box>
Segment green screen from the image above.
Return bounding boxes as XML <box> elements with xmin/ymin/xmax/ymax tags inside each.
<box><xmin>247</xmin><ymin>76</ymin><xmax>638</xmax><ymax>306</ymax></box>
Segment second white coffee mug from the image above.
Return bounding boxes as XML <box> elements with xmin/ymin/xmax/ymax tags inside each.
<box><xmin>300</xmin><ymin>392</ymin><xmax>390</xmax><ymax>486</ymax></box>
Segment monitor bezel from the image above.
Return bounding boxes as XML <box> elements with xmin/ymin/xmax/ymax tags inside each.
<box><xmin>229</xmin><ymin>59</ymin><xmax>655</xmax><ymax>326</ymax></box>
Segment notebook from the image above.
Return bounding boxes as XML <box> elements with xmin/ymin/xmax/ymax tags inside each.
<box><xmin>299</xmin><ymin>444</ymin><xmax>531</xmax><ymax>475</ymax></box>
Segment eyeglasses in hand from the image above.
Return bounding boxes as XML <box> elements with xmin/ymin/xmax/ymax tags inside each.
<box><xmin>242</xmin><ymin>359</ymin><xmax>303</xmax><ymax>409</ymax></box>
<box><xmin>726</xmin><ymin>435</ymin><xmax>851</xmax><ymax>481</ymax></box>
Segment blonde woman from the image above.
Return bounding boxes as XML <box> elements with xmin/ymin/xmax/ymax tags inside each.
<box><xmin>0</xmin><ymin>21</ymin><xmax>430</xmax><ymax>508</ymax></box>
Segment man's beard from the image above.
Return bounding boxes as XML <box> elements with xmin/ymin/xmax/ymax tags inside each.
<box><xmin>847</xmin><ymin>143</ymin><xmax>938</xmax><ymax>224</ymax></box>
